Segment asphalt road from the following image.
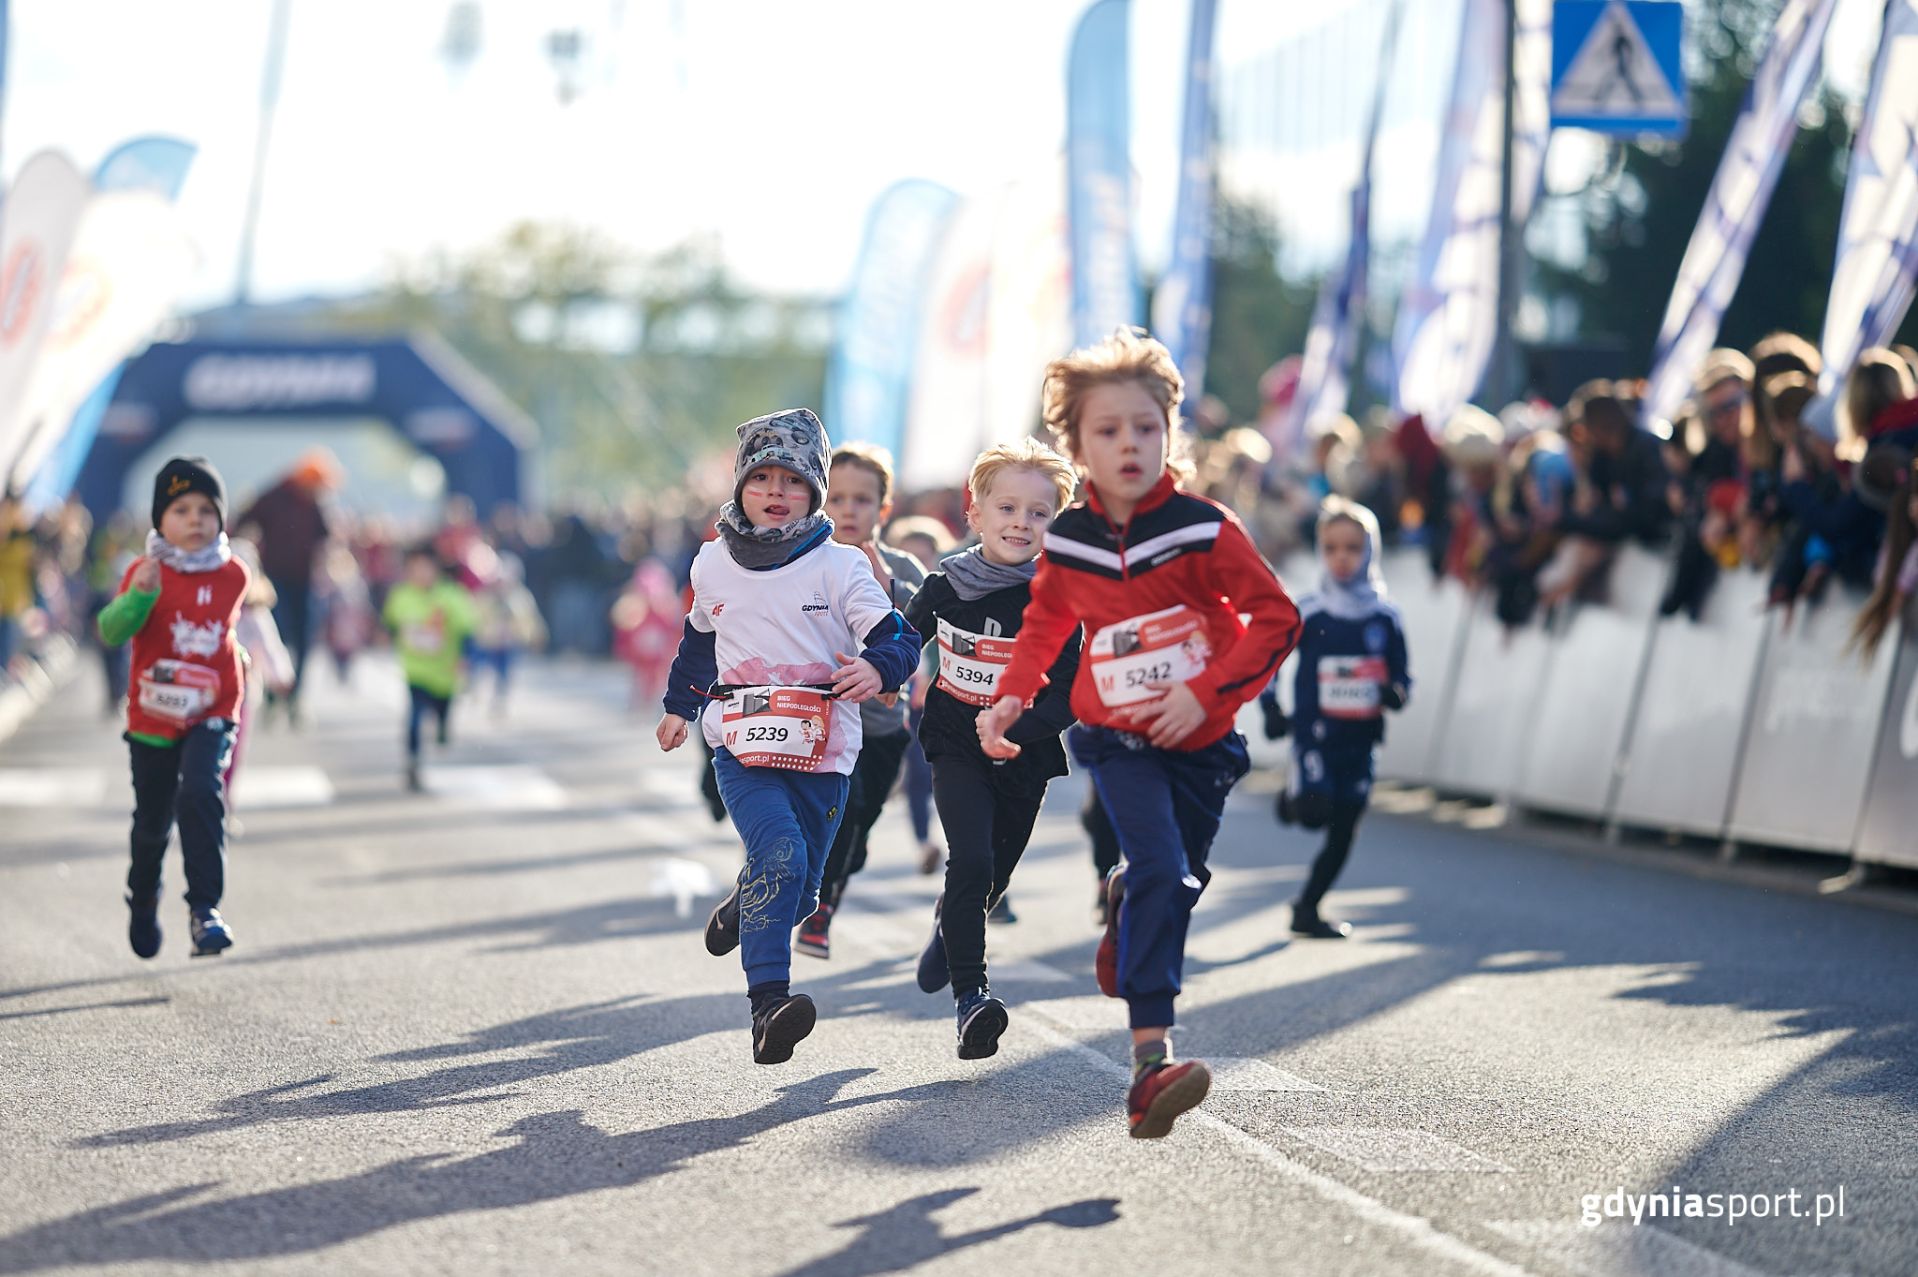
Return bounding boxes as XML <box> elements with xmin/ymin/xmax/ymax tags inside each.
<box><xmin>1</xmin><ymin>655</ymin><xmax>1913</xmax><ymax>1277</ymax></box>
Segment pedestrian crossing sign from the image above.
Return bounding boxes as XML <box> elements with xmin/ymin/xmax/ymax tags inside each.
<box><xmin>1551</xmin><ymin>0</ymin><xmax>1687</xmax><ymax>137</ymax></box>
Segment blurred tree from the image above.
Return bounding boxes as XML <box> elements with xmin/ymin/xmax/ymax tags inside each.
<box><xmin>1536</xmin><ymin>0</ymin><xmax>1918</xmax><ymax>374</ymax></box>
<box><xmin>1200</xmin><ymin>193</ymin><xmax>1317</xmax><ymax>425</ymax></box>
<box><xmin>337</xmin><ymin>222</ymin><xmax>828</xmax><ymax>501</ymax></box>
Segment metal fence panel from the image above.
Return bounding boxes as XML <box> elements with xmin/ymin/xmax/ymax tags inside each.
<box><xmin>1727</xmin><ymin>590</ymin><xmax>1896</xmax><ymax>853</ymax></box>
<box><xmin>1513</xmin><ymin>546</ymin><xmax>1669</xmax><ymax>819</ymax></box>
<box><xmin>1853</xmin><ymin>623</ymin><xmax>1918</xmax><ymax>868</ymax></box>
<box><xmin>1609</xmin><ymin>567</ymin><xmax>1772</xmax><ymax>837</ymax></box>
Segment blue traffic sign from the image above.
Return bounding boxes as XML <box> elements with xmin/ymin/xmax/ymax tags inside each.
<box><xmin>1551</xmin><ymin>0</ymin><xmax>1687</xmax><ymax>137</ymax></box>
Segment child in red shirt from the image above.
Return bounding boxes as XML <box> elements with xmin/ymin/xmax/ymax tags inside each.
<box><xmin>97</xmin><ymin>457</ymin><xmax>250</xmax><ymax>959</ymax></box>
<box><xmin>977</xmin><ymin>332</ymin><xmax>1301</xmax><ymax>1138</ymax></box>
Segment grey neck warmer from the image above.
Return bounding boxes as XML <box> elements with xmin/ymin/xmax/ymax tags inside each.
<box><xmin>715</xmin><ymin>506</ymin><xmax>833</xmax><ymax>570</ymax></box>
<box><xmin>145</xmin><ymin>530</ymin><xmax>233</xmax><ymax>575</ymax></box>
<box><xmin>940</xmin><ymin>545</ymin><xmax>1037</xmax><ymax>601</ymax></box>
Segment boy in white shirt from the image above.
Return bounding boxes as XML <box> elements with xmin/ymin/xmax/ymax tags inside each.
<box><xmin>656</xmin><ymin>409</ymin><xmax>920</xmax><ymax>1064</ymax></box>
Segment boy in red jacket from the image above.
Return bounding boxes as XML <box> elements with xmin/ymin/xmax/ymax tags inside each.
<box><xmin>977</xmin><ymin>331</ymin><xmax>1300</xmax><ymax>1139</ymax></box>
<box><xmin>97</xmin><ymin>457</ymin><xmax>250</xmax><ymax>959</ymax></box>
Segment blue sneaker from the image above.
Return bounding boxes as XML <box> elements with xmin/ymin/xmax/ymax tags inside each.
<box><xmin>126</xmin><ymin>893</ymin><xmax>161</xmax><ymax>959</ymax></box>
<box><xmin>955</xmin><ymin>989</ymin><xmax>1008</xmax><ymax>1060</ymax></box>
<box><xmin>189</xmin><ymin>906</ymin><xmax>233</xmax><ymax>957</ymax></box>
<box><xmin>916</xmin><ymin>893</ymin><xmax>948</xmax><ymax>993</ymax></box>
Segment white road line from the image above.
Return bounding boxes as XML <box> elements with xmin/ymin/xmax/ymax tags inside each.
<box><xmin>1285</xmin><ymin>1125</ymin><xmax>1513</xmax><ymax>1173</ymax></box>
<box><xmin>232</xmin><ymin>766</ymin><xmax>334</xmax><ymax>809</ymax></box>
<box><xmin>1486</xmin><ymin>1221</ymin><xmax>1768</xmax><ymax>1277</ymax></box>
<box><xmin>0</xmin><ymin>768</ymin><xmax>106</xmax><ymax>807</ymax></box>
<box><xmin>422</xmin><ymin>765</ymin><xmax>569</xmax><ymax>810</ymax></box>
<box><xmin>1018</xmin><ymin>1010</ymin><xmax>1541</xmax><ymax>1277</ymax></box>
<box><xmin>648</xmin><ymin>856</ymin><xmax>717</xmax><ymax>918</ymax></box>
<box><xmin>1207</xmin><ymin>1057</ymin><xmax>1326</xmax><ymax>1093</ymax></box>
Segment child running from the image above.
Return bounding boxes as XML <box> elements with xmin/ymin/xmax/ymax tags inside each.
<box><xmin>905</xmin><ymin>440</ymin><xmax>1080</xmax><ymax>1058</ymax></box>
<box><xmin>1260</xmin><ymin>497</ymin><xmax>1409</xmax><ymax>939</ymax></box>
<box><xmin>96</xmin><ymin>457</ymin><xmax>250</xmax><ymax>959</ymax></box>
<box><xmin>383</xmin><ymin>546</ymin><xmax>478</xmax><ymax>793</ymax></box>
<box><xmin>659</xmin><ymin>410</ymin><xmax>919</xmax><ymax>1064</ymax></box>
<box><xmin>793</xmin><ymin>442</ymin><xmax>926</xmax><ymax>959</ymax></box>
<box><xmin>976</xmin><ymin>332</ymin><xmax>1301</xmax><ymax>1138</ymax></box>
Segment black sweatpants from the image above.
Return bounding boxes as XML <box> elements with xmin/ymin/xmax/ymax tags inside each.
<box><xmin>1296</xmin><ymin>799</ymin><xmax>1366</xmax><ymax>918</ymax></box>
<box><xmin>406</xmin><ymin>685</ymin><xmax>451</xmax><ymax>760</ymax></box>
<box><xmin>932</xmin><ymin>752</ymin><xmax>1044</xmax><ymax>994</ymax></box>
<box><xmin>818</xmin><ymin>727</ymin><xmax>912</xmax><ymax>905</ymax></box>
<box><xmin>127</xmin><ymin>720</ymin><xmax>236</xmax><ymax>909</ymax></box>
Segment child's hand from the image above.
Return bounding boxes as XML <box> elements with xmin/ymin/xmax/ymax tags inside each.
<box><xmin>130</xmin><ymin>557</ymin><xmax>160</xmax><ymax>593</ymax></box>
<box><xmin>1381</xmin><ymin>682</ymin><xmax>1407</xmax><ymax>712</ymax></box>
<box><xmin>656</xmin><ymin>713</ymin><xmax>690</xmax><ymax>751</ymax></box>
<box><xmin>1260</xmin><ymin>697</ymin><xmax>1290</xmax><ymax>740</ymax></box>
<box><xmin>831</xmin><ymin>651</ymin><xmax>883</xmax><ymax>702</ymax></box>
<box><xmin>908</xmin><ymin>670</ymin><xmax>930</xmax><ymax>711</ymax></box>
<box><xmin>1129</xmin><ymin>681</ymin><xmax>1207</xmax><ymax>748</ymax></box>
<box><xmin>975</xmin><ymin>696</ymin><xmax>1023</xmax><ymax>759</ymax></box>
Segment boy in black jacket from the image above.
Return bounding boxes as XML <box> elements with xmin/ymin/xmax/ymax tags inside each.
<box><xmin>905</xmin><ymin>441</ymin><xmax>1081</xmax><ymax>1059</ymax></box>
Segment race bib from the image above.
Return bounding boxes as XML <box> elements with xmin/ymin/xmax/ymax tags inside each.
<box><xmin>1318</xmin><ymin>655</ymin><xmax>1388</xmax><ymax>719</ymax></box>
<box><xmin>138</xmin><ymin>659</ymin><xmax>221</xmax><ymax>724</ymax></box>
<box><xmin>936</xmin><ymin>618</ymin><xmax>1014</xmax><ymax>707</ymax></box>
<box><xmin>1088</xmin><ymin>605</ymin><xmax>1211</xmax><ymax>708</ymax></box>
<box><xmin>401</xmin><ymin>619</ymin><xmax>446</xmax><ymax>655</ymax></box>
<box><xmin>722</xmin><ymin>686</ymin><xmax>833</xmax><ymax>772</ymax></box>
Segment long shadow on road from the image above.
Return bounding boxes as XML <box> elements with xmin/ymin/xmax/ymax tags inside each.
<box><xmin>0</xmin><ymin>1069</ymin><xmax>968</xmax><ymax>1271</ymax></box>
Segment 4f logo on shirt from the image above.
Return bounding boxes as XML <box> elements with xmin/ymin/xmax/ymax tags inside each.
<box><xmin>169</xmin><ymin>615</ymin><xmax>224</xmax><ymax>659</ymax></box>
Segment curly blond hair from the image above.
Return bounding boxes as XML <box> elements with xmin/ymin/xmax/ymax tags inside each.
<box><xmin>1040</xmin><ymin>328</ymin><xmax>1192</xmax><ymax>480</ymax></box>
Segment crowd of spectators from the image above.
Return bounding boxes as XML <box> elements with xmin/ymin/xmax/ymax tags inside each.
<box><xmin>1222</xmin><ymin>335</ymin><xmax>1918</xmax><ymax>659</ymax></box>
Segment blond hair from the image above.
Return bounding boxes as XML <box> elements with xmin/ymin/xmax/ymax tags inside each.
<box><xmin>968</xmin><ymin>438</ymin><xmax>1077</xmax><ymax>512</ymax></box>
<box><xmin>1040</xmin><ymin>328</ymin><xmax>1192</xmax><ymax>480</ymax></box>
<box><xmin>830</xmin><ymin>441</ymin><xmax>896</xmax><ymax>506</ymax></box>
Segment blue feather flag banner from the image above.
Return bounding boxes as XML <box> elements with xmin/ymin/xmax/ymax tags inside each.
<box><xmin>1818</xmin><ymin>0</ymin><xmax>1918</xmax><ymax>405</ymax></box>
<box><xmin>1150</xmin><ymin>0</ymin><xmax>1218</xmax><ymax>400</ymax></box>
<box><xmin>1067</xmin><ymin>0</ymin><xmax>1140</xmax><ymax>348</ymax></box>
<box><xmin>824</xmin><ymin>178</ymin><xmax>959</xmax><ymax>462</ymax></box>
<box><xmin>1641</xmin><ymin>0</ymin><xmax>1836</xmax><ymax>432</ymax></box>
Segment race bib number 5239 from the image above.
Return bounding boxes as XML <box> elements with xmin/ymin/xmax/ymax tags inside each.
<box><xmin>722</xmin><ymin>686</ymin><xmax>833</xmax><ymax>771</ymax></box>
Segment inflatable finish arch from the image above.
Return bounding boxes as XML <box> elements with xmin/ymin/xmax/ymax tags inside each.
<box><xmin>75</xmin><ymin>334</ymin><xmax>538</xmax><ymax>522</ymax></box>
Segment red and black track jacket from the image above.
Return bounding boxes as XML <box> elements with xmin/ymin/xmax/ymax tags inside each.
<box><xmin>997</xmin><ymin>473</ymin><xmax>1302</xmax><ymax>750</ymax></box>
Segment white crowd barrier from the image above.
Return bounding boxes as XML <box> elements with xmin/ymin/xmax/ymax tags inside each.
<box><xmin>1726</xmin><ymin>590</ymin><xmax>1899</xmax><ymax>854</ymax></box>
<box><xmin>1268</xmin><ymin>542</ymin><xmax>1909</xmax><ymax>863</ymax></box>
<box><xmin>1855</xmin><ymin>628</ymin><xmax>1918</xmax><ymax>869</ymax></box>
<box><xmin>1513</xmin><ymin>546</ymin><xmax>1667</xmax><ymax>819</ymax></box>
<box><xmin>1610</xmin><ymin>567</ymin><xmax>1771</xmax><ymax>837</ymax></box>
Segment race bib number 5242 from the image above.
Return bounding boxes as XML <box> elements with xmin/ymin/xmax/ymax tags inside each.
<box><xmin>1087</xmin><ymin>605</ymin><xmax>1211</xmax><ymax>708</ymax></box>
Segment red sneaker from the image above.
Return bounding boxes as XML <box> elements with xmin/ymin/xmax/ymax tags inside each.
<box><xmin>1094</xmin><ymin>866</ymin><xmax>1124</xmax><ymax>997</ymax></box>
<box><xmin>1127</xmin><ymin>1059</ymin><xmax>1212</xmax><ymax>1139</ymax></box>
<box><xmin>795</xmin><ymin>905</ymin><xmax>833</xmax><ymax>960</ymax></box>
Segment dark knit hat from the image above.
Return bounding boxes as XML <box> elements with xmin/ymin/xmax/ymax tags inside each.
<box><xmin>732</xmin><ymin>409</ymin><xmax>831</xmax><ymax>513</ymax></box>
<box><xmin>152</xmin><ymin>455</ymin><xmax>227</xmax><ymax>531</ymax></box>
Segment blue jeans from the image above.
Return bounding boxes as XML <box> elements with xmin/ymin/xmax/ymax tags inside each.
<box><xmin>1070</xmin><ymin>724</ymin><xmax>1250</xmax><ymax>1029</ymax></box>
<box><xmin>127</xmin><ymin>720</ymin><xmax>237</xmax><ymax>908</ymax></box>
<box><xmin>712</xmin><ymin>748</ymin><xmax>850</xmax><ymax>988</ymax></box>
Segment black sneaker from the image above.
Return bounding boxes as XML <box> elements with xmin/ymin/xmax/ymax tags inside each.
<box><xmin>127</xmin><ymin>892</ymin><xmax>161</xmax><ymax>960</ymax></box>
<box><xmin>1290</xmin><ymin>906</ymin><xmax>1351</xmax><ymax>940</ymax></box>
<box><xmin>705</xmin><ymin>881</ymin><xmax>741</xmax><ymax>957</ymax></box>
<box><xmin>987</xmin><ymin>894</ymin><xmax>1017</xmax><ymax>925</ymax></box>
<box><xmin>189</xmin><ymin>906</ymin><xmax>234</xmax><ymax>957</ymax></box>
<box><xmin>1275</xmin><ymin>790</ymin><xmax>1296</xmax><ymax>826</ymax></box>
<box><xmin>751</xmin><ymin>993</ymin><xmax>816</xmax><ymax>1065</ymax></box>
<box><xmin>916</xmin><ymin>894</ymin><xmax>948</xmax><ymax>993</ymax></box>
<box><xmin>955</xmin><ymin>989</ymin><xmax>1008</xmax><ymax>1060</ymax></box>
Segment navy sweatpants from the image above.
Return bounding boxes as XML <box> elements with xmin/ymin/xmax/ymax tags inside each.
<box><xmin>127</xmin><ymin>720</ymin><xmax>237</xmax><ymax>909</ymax></box>
<box><xmin>1070</xmin><ymin>724</ymin><xmax>1250</xmax><ymax>1029</ymax></box>
<box><xmin>712</xmin><ymin>747</ymin><xmax>850</xmax><ymax>988</ymax></box>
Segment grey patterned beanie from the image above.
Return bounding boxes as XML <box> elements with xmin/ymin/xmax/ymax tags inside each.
<box><xmin>733</xmin><ymin>408</ymin><xmax>832</xmax><ymax>513</ymax></box>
